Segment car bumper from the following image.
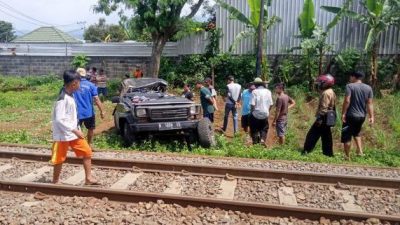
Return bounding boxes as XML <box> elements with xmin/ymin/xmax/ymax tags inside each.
<box><xmin>129</xmin><ymin>120</ymin><xmax>198</xmax><ymax>133</ymax></box>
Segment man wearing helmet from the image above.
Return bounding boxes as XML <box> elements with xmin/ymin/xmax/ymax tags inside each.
<box><xmin>303</xmin><ymin>74</ymin><xmax>337</xmax><ymax>157</ymax></box>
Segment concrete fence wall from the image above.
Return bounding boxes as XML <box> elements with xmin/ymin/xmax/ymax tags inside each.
<box><xmin>0</xmin><ymin>35</ymin><xmax>209</xmax><ymax>76</ymax></box>
<box><xmin>0</xmin><ymin>55</ymin><xmax>154</xmax><ymax>77</ymax></box>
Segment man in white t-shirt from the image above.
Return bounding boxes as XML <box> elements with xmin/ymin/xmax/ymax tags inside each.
<box><xmin>222</xmin><ymin>76</ymin><xmax>241</xmax><ymax>134</ymax></box>
<box><xmin>250</xmin><ymin>78</ymin><xmax>273</xmax><ymax>145</ymax></box>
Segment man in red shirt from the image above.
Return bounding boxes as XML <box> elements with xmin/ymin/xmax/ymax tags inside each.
<box><xmin>132</xmin><ymin>65</ymin><xmax>143</xmax><ymax>79</ymax></box>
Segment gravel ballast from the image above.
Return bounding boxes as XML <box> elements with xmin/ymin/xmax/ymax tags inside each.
<box><xmin>234</xmin><ymin>179</ymin><xmax>280</xmax><ymax>204</ymax></box>
<box><xmin>1</xmin><ymin>158</ymin><xmax>399</xmax><ymax>216</ymax></box>
<box><xmin>2</xmin><ymin>146</ymin><xmax>399</xmax><ymax>179</ymax></box>
<box><xmin>0</xmin><ymin>191</ymin><xmax>387</xmax><ymax>225</ymax></box>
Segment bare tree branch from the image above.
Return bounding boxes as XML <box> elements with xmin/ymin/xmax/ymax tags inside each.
<box><xmin>185</xmin><ymin>0</ymin><xmax>205</xmax><ymax>19</ymax></box>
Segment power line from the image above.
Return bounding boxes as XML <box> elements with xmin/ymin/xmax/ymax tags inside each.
<box><xmin>0</xmin><ymin>0</ymin><xmax>54</xmax><ymax>26</ymax></box>
<box><xmin>0</xmin><ymin>7</ymin><xmax>42</xmax><ymax>26</ymax></box>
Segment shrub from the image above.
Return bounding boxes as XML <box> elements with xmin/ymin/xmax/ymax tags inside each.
<box><xmin>160</xmin><ymin>54</ymin><xmax>257</xmax><ymax>91</ymax></box>
<box><xmin>71</xmin><ymin>54</ymin><xmax>90</xmax><ymax>68</ymax></box>
<box><xmin>331</xmin><ymin>48</ymin><xmax>362</xmax><ymax>85</ymax></box>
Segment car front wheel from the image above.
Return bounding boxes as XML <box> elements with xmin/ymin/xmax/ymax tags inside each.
<box><xmin>122</xmin><ymin>122</ymin><xmax>135</xmax><ymax>147</ymax></box>
<box><xmin>197</xmin><ymin>118</ymin><xmax>215</xmax><ymax>148</ymax></box>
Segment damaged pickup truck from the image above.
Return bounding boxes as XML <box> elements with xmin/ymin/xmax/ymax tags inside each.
<box><xmin>112</xmin><ymin>78</ymin><xmax>215</xmax><ymax>148</ymax></box>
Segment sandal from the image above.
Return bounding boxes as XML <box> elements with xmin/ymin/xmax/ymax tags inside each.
<box><xmin>84</xmin><ymin>180</ymin><xmax>101</xmax><ymax>186</ymax></box>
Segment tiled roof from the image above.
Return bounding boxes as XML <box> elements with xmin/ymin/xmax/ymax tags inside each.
<box><xmin>12</xmin><ymin>27</ymin><xmax>81</xmax><ymax>43</ymax></box>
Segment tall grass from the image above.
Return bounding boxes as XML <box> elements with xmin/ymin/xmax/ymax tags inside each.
<box><xmin>0</xmin><ymin>76</ymin><xmax>399</xmax><ymax>167</ymax></box>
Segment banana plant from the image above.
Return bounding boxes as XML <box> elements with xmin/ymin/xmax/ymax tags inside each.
<box><xmin>216</xmin><ymin>0</ymin><xmax>280</xmax><ymax>52</ymax></box>
<box><xmin>296</xmin><ymin>0</ymin><xmax>352</xmax><ymax>89</ymax></box>
<box><xmin>322</xmin><ymin>0</ymin><xmax>400</xmax><ymax>90</ymax></box>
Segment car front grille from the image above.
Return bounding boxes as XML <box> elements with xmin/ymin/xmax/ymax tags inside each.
<box><xmin>150</xmin><ymin>108</ymin><xmax>189</xmax><ymax>121</ymax></box>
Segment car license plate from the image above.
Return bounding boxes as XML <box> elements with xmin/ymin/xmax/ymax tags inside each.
<box><xmin>159</xmin><ymin>122</ymin><xmax>182</xmax><ymax>131</ymax></box>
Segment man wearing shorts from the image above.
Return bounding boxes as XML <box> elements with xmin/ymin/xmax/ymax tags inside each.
<box><xmin>341</xmin><ymin>71</ymin><xmax>374</xmax><ymax>160</ymax></box>
<box><xmin>272</xmin><ymin>83</ymin><xmax>295</xmax><ymax>145</ymax></box>
<box><xmin>51</xmin><ymin>70</ymin><xmax>97</xmax><ymax>185</ymax></box>
<box><xmin>74</xmin><ymin>68</ymin><xmax>105</xmax><ymax>146</ymax></box>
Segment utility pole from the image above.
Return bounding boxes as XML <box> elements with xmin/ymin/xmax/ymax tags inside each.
<box><xmin>255</xmin><ymin>0</ymin><xmax>265</xmax><ymax>78</ymax></box>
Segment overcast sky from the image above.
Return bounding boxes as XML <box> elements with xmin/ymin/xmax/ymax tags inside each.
<box><xmin>0</xmin><ymin>0</ymin><xmax>213</xmax><ymax>37</ymax></box>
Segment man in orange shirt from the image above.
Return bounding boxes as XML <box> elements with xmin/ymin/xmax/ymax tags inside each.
<box><xmin>133</xmin><ymin>65</ymin><xmax>143</xmax><ymax>79</ymax></box>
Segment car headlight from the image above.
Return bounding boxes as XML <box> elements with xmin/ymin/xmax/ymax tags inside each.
<box><xmin>190</xmin><ymin>106</ymin><xmax>200</xmax><ymax>115</ymax></box>
<box><xmin>136</xmin><ymin>108</ymin><xmax>147</xmax><ymax>117</ymax></box>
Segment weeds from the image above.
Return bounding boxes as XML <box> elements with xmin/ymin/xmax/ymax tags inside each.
<box><xmin>0</xmin><ymin>76</ymin><xmax>399</xmax><ymax>167</ymax></box>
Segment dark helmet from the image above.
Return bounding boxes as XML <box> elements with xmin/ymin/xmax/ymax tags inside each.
<box><xmin>315</xmin><ymin>74</ymin><xmax>335</xmax><ymax>90</ymax></box>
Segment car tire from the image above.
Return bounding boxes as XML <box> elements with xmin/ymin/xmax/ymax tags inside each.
<box><xmin>122</xmin><ymin>122</ymin><xmax>135</xmax><ymax>147</ymax></box>
<box><xmin>114</xmin><ymin>116</ymin><xmax>121</xmax><ymax>134</ymax></box>
<box><xmin>197</xmin><ymin>118</ymin><xmax>215</xmax><ymax>148</ymax></box>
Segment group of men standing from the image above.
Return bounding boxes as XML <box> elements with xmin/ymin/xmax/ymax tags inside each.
<box><xmin>193</xmin><ymin>71</ymin><xmax>374</xmax><ymax>160</ymax></box>
<box><xmin>194</xmin><ymin>76</ymin><xmax>295</xmax><ymax>146</ymax></box>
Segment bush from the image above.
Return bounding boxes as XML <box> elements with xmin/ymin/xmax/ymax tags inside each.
<box><xmin>331</xmin><ymin>48</ymin><xmax>362</xmax><ymax>86</ymax></box>
<box><xmin>214</xmin><ymin>54</ymin><xmax>256</xmax><ymax>90</ymax></box>
<box><xmin>160</xmin><ymin>55</ymin><xmax>209</xmax><ymax>88</ymax></box>
<box><xmin>377</xmin><ymin>57</ymin><xmax>398</xmax><ymax>89</ymax></box>
<box><xmin>71</xmin><ymin>54</ymin><xmax>90</xmax><ymax>68</ymax></box>
<box><xmin>160</xmin><ymin>54</ymin><xmax>257</xmax><ymax>91</ymax></box>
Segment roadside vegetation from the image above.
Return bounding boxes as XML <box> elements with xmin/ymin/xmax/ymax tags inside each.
<box><xmin>0</xmin><ymin>75</ymin><xmax>399</xmax><ymax>167</ymax></box>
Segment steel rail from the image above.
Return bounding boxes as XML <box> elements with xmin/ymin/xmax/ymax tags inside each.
<box><xmin>2</xmin><ymin>142</ymin><xmax>399</xmax><ymax>171</ymax></box>
<box><xmin>0</xmin><ymin>150</ymin><xmax>399</xmax><ymax>189</ymax></box>
<box><xmin>0</xmin><ymin>180</ymin><xmax>399</xmax><ymax>223</ymax></box>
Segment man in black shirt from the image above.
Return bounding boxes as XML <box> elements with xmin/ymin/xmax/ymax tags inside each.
<box><xmin>182</xmin><ymin>84</ymin><xmax>194</xmax><ymax>101</ymax></box>
<box><xmin>341</xmin><ymin>71</ymin><xmax>374</xmax><ymax>160</ymax></box>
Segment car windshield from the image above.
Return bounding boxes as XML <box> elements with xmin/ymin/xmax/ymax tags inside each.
<box><xmin>122</xmin><ymin>78</ymin><xmax>168</xmax><ymax>94</ymax></box>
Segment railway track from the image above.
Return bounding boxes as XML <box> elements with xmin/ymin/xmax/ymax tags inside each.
<box><xmin>0</xmin><ymin>148</ymin><xmax>399</xmax><ymax>223</ymax></box>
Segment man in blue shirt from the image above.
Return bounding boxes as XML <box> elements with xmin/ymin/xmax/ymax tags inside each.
<box><xmin>74</xmin><ymin>68</ymin><xmax>105</xmax><ymax>147</ymax></box>
<box><xmin>241</xmin><ymin>84</ymin><xmax>255</xmax><ymax>139</ymax></box>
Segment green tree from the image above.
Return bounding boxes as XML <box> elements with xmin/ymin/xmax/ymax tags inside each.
<box><xmin>323</xmin><ymin>0</ymin><xmax>400</xmax><ymax>90</ymax></box>
<box><xmin>95</xmin><ymin>0</ymin><xmax>206</xmax><ymax>77</ymax></box>
<box><xmin>295</xmin><ymin>0</ymin><xmax>352</xmax><ymax>90</ymax></box>
<box><xmin>84</xmin><ymin>18</ymin><xmax>127</xmax><ymax>42</ymax></box>
<box><xmin>0</xmin><ymin>21</ymin><xmax>16</xmax><ymax>42</ymax></box>
<box><xmin>216</xmin><ymin>0</ymin><xmax>280</xmax><ymax>80</ymax></box>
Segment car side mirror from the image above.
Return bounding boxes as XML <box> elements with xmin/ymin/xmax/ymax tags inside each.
<box><xmin>111</xmin><ymin>96</ymin><xmax>120</xmax><ymax>104</ymax></box>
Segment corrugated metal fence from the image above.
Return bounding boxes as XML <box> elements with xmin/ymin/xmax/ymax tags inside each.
<box><xmin>217</xmin><ymin>0</ymin><xmax>399</xmax><ymax>55</ymax></box>
<box><xmin>0</xmin><ymin>34</ymin><xmax>209</xmax><ymax>57</ymax></box>
<box><xmin>1</xmin><ymin>0</ymin><xmax>398</xmax><ymax>57</ymax></box>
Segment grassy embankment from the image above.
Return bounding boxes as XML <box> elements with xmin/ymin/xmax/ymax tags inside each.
<box><xmin>0</xmin><ymin>75</ymin><xmax>399</xmax><ymax>167</ymax></box>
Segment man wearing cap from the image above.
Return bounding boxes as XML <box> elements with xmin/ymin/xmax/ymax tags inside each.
<box><xmin>74</xmin><ymin>68</ymin><xmax>105</xmax><ymax>147</ymax></box>
<box><xmin>250</xmin><ymin>78</ymin><xmax>273</xmax><ymax>145</ymax></box>
<box><xmin>222</xmin><ymin>76</ymin><xmax>242</xmax><ymax>134</ymax></box>
<box><xmin>341</xmin><ymin>71</ymin><xmax>374</xmax><ymax>160</ymax></box>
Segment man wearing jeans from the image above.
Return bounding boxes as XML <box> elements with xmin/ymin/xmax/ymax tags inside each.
<box><xmin>250</xmin><ymin>78</ymin><xmax>273</xmax><ymax>145</ymax></box>
<box><xmin>222</xmin><ymin>76</ymin><xmax>241</xmax><ymax>134</ymax></box>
